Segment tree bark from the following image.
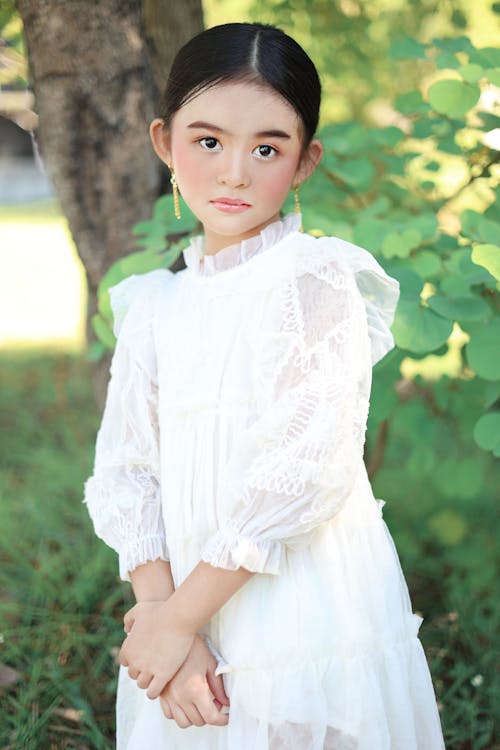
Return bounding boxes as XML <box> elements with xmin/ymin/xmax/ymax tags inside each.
<box><xmin>16</xmin><ymin>0</ymin><xmax>203</xmax><ymax>407</ymax></box>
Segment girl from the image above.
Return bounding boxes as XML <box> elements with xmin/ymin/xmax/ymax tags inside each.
<box><xmin>83</xmin><ymin>22</ymin><xmax>447</xmax><ymax>750</ymax></box>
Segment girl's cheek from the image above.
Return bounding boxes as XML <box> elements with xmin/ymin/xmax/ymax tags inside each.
<box><xmin>261</xmin><ymin>163</ymin><xmax>297</xmax><ymax>197</ymax></box>
<box><xmin>173</xmin><ymin>146</ymin><xmax>204</xmax><ymax>191</ymax></box>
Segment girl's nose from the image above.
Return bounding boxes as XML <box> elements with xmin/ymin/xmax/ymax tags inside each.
<box><xmin>216</xmin><ymin>152</ymin><xmax>250</xmax><ymax>189</ymax></box>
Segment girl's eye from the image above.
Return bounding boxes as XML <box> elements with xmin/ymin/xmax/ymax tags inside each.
<box><xmin>253</xmin><ymin>144</ymin><xmax>277</xmax><ymax>158</ymax></box>
<box><xmin>198</xmin><ymin>137</ymin><xmax>221</xmax><ymax>151</ymax></box>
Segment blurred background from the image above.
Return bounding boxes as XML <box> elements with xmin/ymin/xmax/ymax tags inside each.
<box><xmin>1</xmin><ymin>0</ymin><xmax>499</xmax><ymax>747</ymax></box>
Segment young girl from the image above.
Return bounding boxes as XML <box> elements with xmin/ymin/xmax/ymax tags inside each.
<box><xmin>83</xmin><ymin>22</ymin><xmax>446</xmax><ymax>750</ymax></box>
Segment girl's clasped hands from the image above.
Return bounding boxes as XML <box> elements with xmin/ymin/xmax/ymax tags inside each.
<box><xmin>119</xmin><ymin>601</ymin><xmax>230</xmax><ymax>729</ymax></box>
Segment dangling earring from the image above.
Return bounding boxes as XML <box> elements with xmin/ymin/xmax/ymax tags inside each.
<box><xmin>293</xmin><ymin>183</ymin><xmax>303</xmax><ymax>232</ymax></box>
<box><xmin>168</xmin><ymin>165</ymin><xmax>181</xmax><ymax>220</ymax></box>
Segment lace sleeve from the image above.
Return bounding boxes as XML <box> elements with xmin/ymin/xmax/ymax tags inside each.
<box><xmin>83</xmin><ymin>270</ymin><xmax>173</xmax><ymax>582</ymax></box>
<box><xmin>199</xmin><ymin>247</ymin><xmax>375</xmax><ymax>575</ymax></box>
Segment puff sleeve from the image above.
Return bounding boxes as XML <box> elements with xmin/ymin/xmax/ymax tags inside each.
<box><xmin>199</xmin><ymin>238</ymin><xmax>400</xmax><ymax>575</ymax></box>
<box><xmin>83</xmin><ymin>269</ymin><xmax>173</xmax><ymax>582</ymax></box>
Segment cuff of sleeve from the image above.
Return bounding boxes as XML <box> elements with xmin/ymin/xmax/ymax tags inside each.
<box><xmin>119</xmin><ymin>535</ymin><xmax>170</xmax><ymax>582</ymax></box>
<box><xmin>199</xmin><ymin>524</ymin><xmax>283</xmax><ymax>575</ymax></box>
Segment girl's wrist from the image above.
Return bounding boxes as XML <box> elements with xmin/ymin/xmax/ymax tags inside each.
<box><xmin>129</xmin><ymin>559</ymin><xmax>175</xmax><ymax>602</ymax></box>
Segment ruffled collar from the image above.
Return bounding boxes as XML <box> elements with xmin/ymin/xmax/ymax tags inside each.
<box><xmin>182</xmin><ymin>212</ymin><xmax>301</xmax><ymax>276</ymax></box>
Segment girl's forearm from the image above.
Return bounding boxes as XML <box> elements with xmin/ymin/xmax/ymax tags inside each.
<box><xmin>129</xmin><ymin>559</ymin><xmax>175</xmax><ymax>602</ymax></box>
<box><xmin>162</xmin><ymin>561</ymin><xmax>255</xmax><ymax>634</ymax></box>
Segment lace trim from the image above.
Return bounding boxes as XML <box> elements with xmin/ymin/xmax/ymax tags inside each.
<box><xmin>200</xmin><ymin>520</ymin><xmax>283</xmax><ymax>575</ymax></box>
<box><xmin>200</xmin><ymin>251</ymin><xmax>372</xmax><ymax>573</ymax></box>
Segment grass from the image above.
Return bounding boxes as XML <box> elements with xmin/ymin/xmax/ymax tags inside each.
<box><xmin>0</xmin><ymin>351</ymin><xmax>498</xmax><ymax>748</ymax></box>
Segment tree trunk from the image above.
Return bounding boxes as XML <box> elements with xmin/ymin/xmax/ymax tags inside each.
<box><xmin>16</xmin><ymin>0</ymin><xmax>203</xmax><ymax>407</ymax></box>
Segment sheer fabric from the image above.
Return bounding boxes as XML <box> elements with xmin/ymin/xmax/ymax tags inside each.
<box><xmin>83</xmin><ymin>270</ymin><xmax>173</xmax><ymax>581</ymax></box>
<box><xmin>83</xmin><ymin>217</ymin><xmax>446</xmax><ymax>749</ymax></box>
<box><xmin>199</xmin><ymin>246</ymin><xmax>373</xmax><ymax>574</ymax></box>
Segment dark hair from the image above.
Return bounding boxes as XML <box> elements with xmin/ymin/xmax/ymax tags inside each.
<box><xmin>158</xmin><ymin>22</ymin><xmax>321</xmax><ymax>150</ymax></box>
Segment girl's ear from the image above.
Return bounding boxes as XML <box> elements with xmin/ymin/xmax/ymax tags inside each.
<box><xmin>294</xmin><ymin>138</ymin><xmax>323</xmax><ymax>186</ymax></box>
<box><xmin>149</xmin><ymin>118</ymin><xmax>172</xmax><ymax>167</ymax></box>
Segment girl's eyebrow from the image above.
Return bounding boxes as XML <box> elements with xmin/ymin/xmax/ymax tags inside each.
<box><xmin>187</xmin><ymin>121</ymin><xmax>291</xmax><ymax>139</ymax></box>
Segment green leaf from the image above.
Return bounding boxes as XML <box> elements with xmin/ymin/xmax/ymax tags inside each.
<box><xmin>91</xmin><ymin>313</ymin><xmax>116</xmax><ymax>350</ymax></box>
<box><xmin>471</xmin><ymin>244</ymin><xmax>500</xmax><ymax>280</ymax></box>
<box><xmin>152</xmin><ymin>195</ymin><xmax>199</xmax><ymax>233</ymax></box>
<box><xmin>428</xmin><ymin>510</ymin><xmax>467</xmax><ymax>545</ymax></box>
<box><xmin>412</xmin><ymin>119</ymin><xmax>435</xmax><ymax>139</ymax></box>
<box><xmin>451</xmin><ymin>9</ymin><xmax>467</xmax><ymax>29</ymax></box>
<box><xmin>477</xmin><ymin>217</ymin><xmax>500</xmax><ymax>245</ymax></box>
<box><xmin>427</xmin><ymin>294</ymin><xmax>491</xmax><ymax>322</ymax></box>
<box><xmin>425</xmin><ymin>160</ymin><xmax>441</xmax><ymax>172</ymax></box>
<box><xmin>392</xmin><ymin>298</ymin><xmax>454</xmax><ymax>353</ymax></box>
<box><xmin>458</xmin><ymin>63</ymin><xmax>485</xmax><ymax>83</ymax></box>
<box><xmin>370</xmin><ymin>126</ymin><xmax>405</xmax><ymax>147</ymax></box>
<box><xmin>381</xmin><ymin>229</ymin><xmax>422</xmax><ymax>259</ymax></box>
<box><xmin>352</xmin><ymin>219</ymin><xmax>392</xmax><ymax>252</ymax></box>
<box><xmin>465</xmin><ymin>320</ymin><xmax>500</xmax><ymax>380</ymax></box>
<box><xmin>428</xmin><ymin>79</ymin><xmax>481</xmax><ymax>118</ymax></box>
<box><xmin>444</xmin><ymin>247</ymin><xmax>493</xmax><ymax>285</ymax></box>
<box><xmin>436</xmin><ymin>457</ymin><xmax>484</xmax><ymax>499</ymax></box>
<box><xmin>441</xmin><ymin>274</ymin><xmax>474</xmax><ymax>298</ymax></box>
<box><xmin>486</xmin><ymin>68</ymin><xmax>500</xmax><ymax>86</ymax></box>
<box><xmin>430</xmin><ymin>36</ymin><xmax>475</xmax><ymax>55</ymax></box>
<box><xmin>389</xmin><ymin>35</ymin><xmax>427</xmax><ymax>60</ymax></box>
<box><xmin>323</xmin><ymin>156</ymin><xmax>375</xmax><ymax>191</ymax></box>
<box><xmin>395</xmin><ymin>90</ymin><xmax>431</xmax><ymax>115</ymax></box>
<box><xmin>469</xmin><ymin>46</ymin><xmax>500</xmax><ymax>68</ymax></box>
<box><xmin>391</xmin><ymin>267</ymin><xmax>424</xmax><ymax>299</ymax></box>
<box><xmin>473</xmin><ymin>413</ymin><xmax>500</xmax><ymax>453</ymax></box>
<box><xmin>436</xmin><ymin>51</ymin><xmax>461</xmax><ymax>69</ymax></box>
<box><xmin>408</xmin><ymin>250</ymin><xmax>441</xmax><ymax>278</ymax></box>
<box><xmin>437</xmin><ymin>137</ymin><xmax>463</xmax><ymax>155</ymax></box>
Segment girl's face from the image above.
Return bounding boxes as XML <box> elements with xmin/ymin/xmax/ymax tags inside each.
<box><xmin>150</xmin><ymin>81</ymin><xmax>323</xmax><ymax>254</ymax></box>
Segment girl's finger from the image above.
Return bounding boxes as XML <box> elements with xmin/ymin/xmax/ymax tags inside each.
<box><xmin>159</xmin><ymin>695</ymin><xmax>173</xmax><ymax>720</ymax></box>
<box><xmin>180</xmin><ymin>701</ymin><xmax>205</xmax><ymax>727</ymax></box>
<box><xmin>118</xmin><ymin>646</ymin><xmax>129</xmax><ymax>667</ymax></box>
<box><xmin>196</xmin><ymin>683</ymin><xmax>229</xmax><ymax>726</ymax></box>
<box><xmin>128</xmin><ymin>665</ymin><xmax>140</xmax><ymax>681</ymax></box>
<box><xmin>171</xmin><ymin>704</ymin><xmax>192</xmax><ymax>729</ymax></box>
<box><xmin>146</xmin><ymin>674</ymin><xmax>167</xmax><ymax>700</ymax></box>
<box><xmin>123</xmin><ymin>612</ymin><xmax>135</xmax><ymax>632</ymax></box>
<box><xmin>136</xmin><ymin>671</ymin><xmax>153</xmax><ymax>690</ymax></box>
<box><xmin>206</xmin><ymin>670</ymin><xmax>230</xmax><ymax>707</ymax></box>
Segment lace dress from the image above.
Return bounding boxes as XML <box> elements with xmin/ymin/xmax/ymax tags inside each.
<box><xmin>83</xmin><ymin>213</ymin><xmax>446</xmax><ymax>749</ymax></box>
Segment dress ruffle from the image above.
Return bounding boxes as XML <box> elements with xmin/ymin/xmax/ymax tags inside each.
<box><xmin>318</xmin><ymin>236</ymin><xmax>400</xmax><ymax>366</ymax></box>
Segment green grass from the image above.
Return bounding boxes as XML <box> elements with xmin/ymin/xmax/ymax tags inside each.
<box><xmin>0</xmin><ymin>352</ymin><xmax>498</xmax><ymax>748</ymax></box>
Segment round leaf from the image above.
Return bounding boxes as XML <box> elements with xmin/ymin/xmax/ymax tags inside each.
<box><xmin>465</xmin><ymin>320</ymin><xmax>500</xmax><ymax>380</ymax></box>
<box><xmin>409</xmin><ymin>250</ymin><xmax>441</xmax><ymax>278</ymax></box>
<box><xmin>427</xmin><ymin>294</ymin><xmax>491</xmax><ymax>322</ymax></box>
<box><xmin>458</xmin><ymin>63</ymin><xmax>484</xmax><ymax>83</ymax></box>
<box><xmin>473</xmin><ymin>413</ymin><xmax>500</xmax><ymax>453</ymax></box>
<box><xmin>91</xmin><ymin>313</ymin><xmax>116</xmax><ymax>350</ymax></box>
<box><xmin>392</xmin><ymin>298</ymin><xmax>454</xmax><ymax>353</ymax></box>
<box><xmin>471</xmin><ymin>244</ymin><xmax>500</xmax><ymax>280</ymax></box>
<box><xmin>428</xmin><ymin>79</ymin><xmax>480</xmax><ymax>118</ymax></box>
<box><xmin>428</xmin><ymin>510</ymin><xmax>467</xmax><ymax>545</ymax></box>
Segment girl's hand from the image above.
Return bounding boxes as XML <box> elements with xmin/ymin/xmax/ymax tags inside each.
<box><xmin>119</xmin><ymin>600</ymin><xmax>196</xmax><ymax>699</ymax></box>
<box><xmin>159</xmin><ymin>634</ymin><xmax>230</xmax><ymax>728</ymax></box>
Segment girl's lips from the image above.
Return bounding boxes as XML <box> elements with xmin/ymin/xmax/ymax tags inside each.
<box><xmin>210</xmin><ymin>198</ymin><xmax>252</xmax><ymax>213</ymax></box>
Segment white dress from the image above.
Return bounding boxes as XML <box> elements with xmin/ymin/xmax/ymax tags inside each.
<box><xmin>83</xmin><ymin>213</ymin><xmax>446</xmax><ymax>750</ymax></box>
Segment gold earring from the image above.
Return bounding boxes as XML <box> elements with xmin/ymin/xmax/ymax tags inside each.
<box><xmin>293</xmin><ymin>184</ymin><xmax>303</xmax><ymax>232</ymax></box>
<box><xmin>168</xmin><ymin>165</ymin><xmax>181</xmax><ymax>220</ymax></box>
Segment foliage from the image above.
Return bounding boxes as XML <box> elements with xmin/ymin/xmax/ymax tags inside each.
<box><xmin>92</xmin><ymin>33</ymin><xmax>500</xmax><ymax>465</ymax></box>
<box><xmin>0</xmin><ymin>354</ymin><xmax>126</xmax><ymax>748</ymax></box>
<box><xmin>0</xmin><ymin>0</ymin><xmax>27</xmax><ymax>89</ymax></box>
<box><xmin>0</xmin><ymin>353</ymin><xmax>498</xmax><ymax>747</ymax></box>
